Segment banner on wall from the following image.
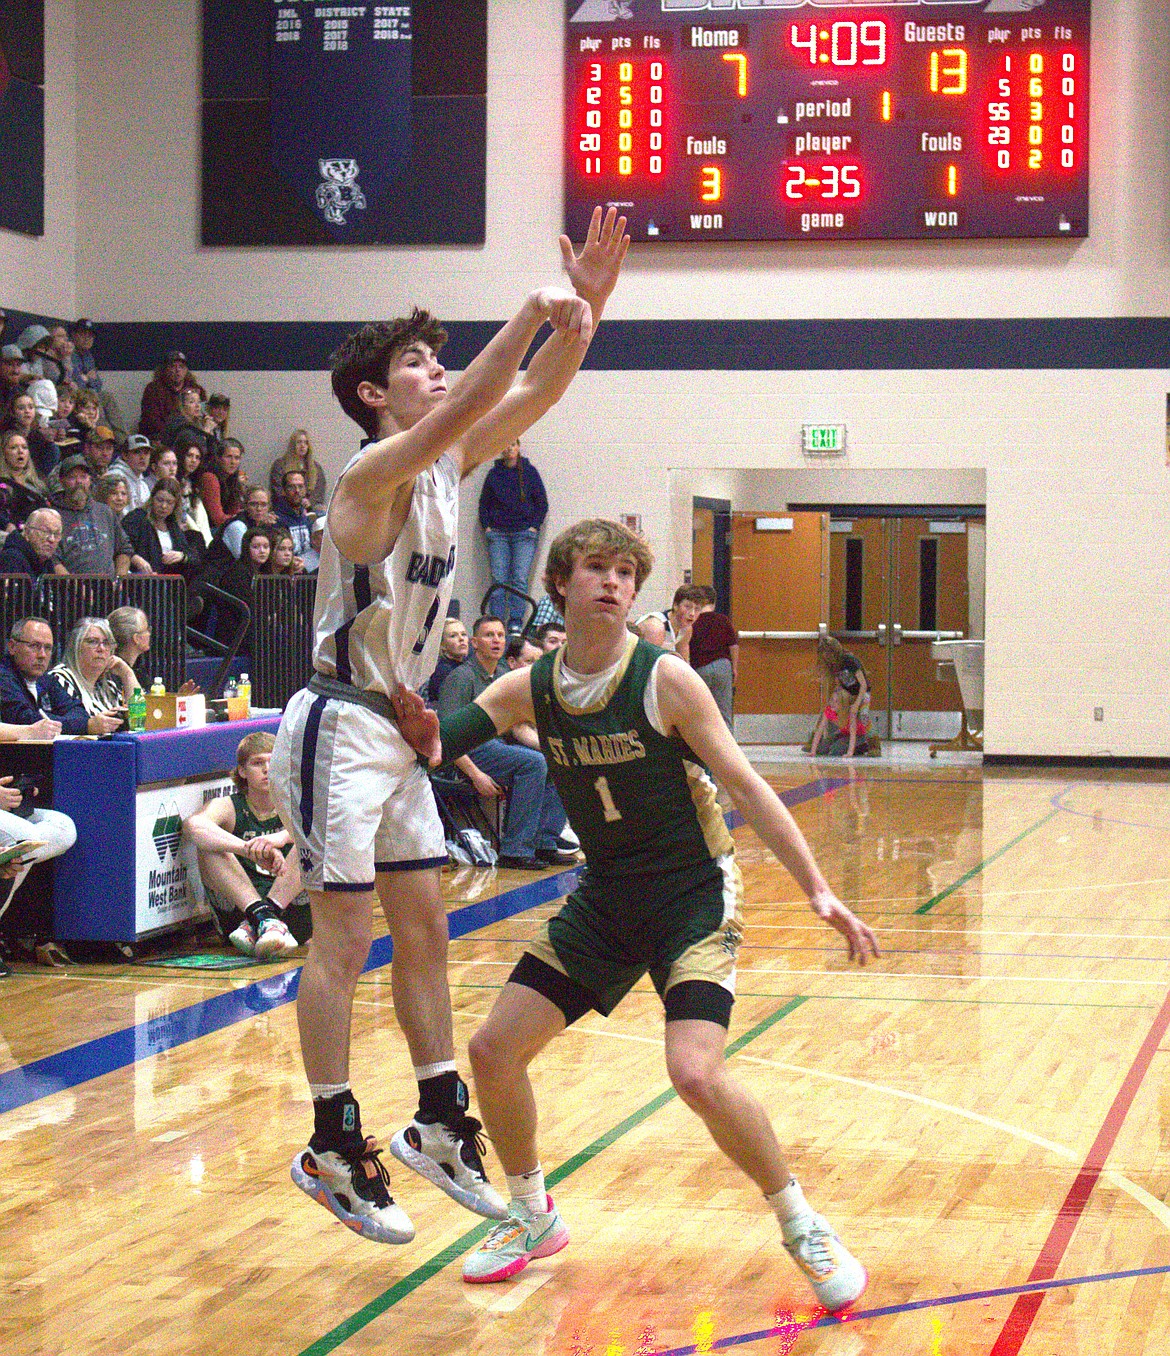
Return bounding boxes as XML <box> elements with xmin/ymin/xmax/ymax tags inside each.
<box><xmin>0</xmin><ymin>0</ymin><xmax>45</xmax><ymax>236</ymax></box>
<box><xmin>133</xmin><ymin>777</ymin><xmax>233</xmax><ymax>936</ymax></box>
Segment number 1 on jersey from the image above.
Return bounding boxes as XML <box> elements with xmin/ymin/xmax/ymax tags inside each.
<box><xmin>594</xmin><ymin>775</ymin><xmax>622</xmax><ymax>822</ymax></box>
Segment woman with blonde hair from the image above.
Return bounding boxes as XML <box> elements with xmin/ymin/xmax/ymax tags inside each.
<box><xmin>45</xmin><ymin>616</ymin><xmax>136</xmax><ymax>734</ymax></box>
<box><xmin>808</xmin><ymin>634</ymin><xmax>872</xmax><ymax>758</ymax></box>
<box><xmin>108</xmin><ymin>606</ymin><xmax>152</xmax><ymax>679</ymax></box>
<box><xmin>269</xmin><ymin>428</ymin><xmax>327</xmax><ymax>508</ymax></box>
<box><xmin>0</xmin><ymin>428</ymin><xmax>50</xmax><ymax>527</ymax></box>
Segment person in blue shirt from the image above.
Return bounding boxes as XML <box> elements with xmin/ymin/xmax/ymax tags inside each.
<box><xmin>478</xmin><ymin>440</ymin><xmax>548</xmax><ymax>632</ymax></box>
<box><xmin>273</xmin><ymin>469</ymin><xmax>317</xmax><ymax>571</ymax></box>
<box><xmin>0</xmin><ymin>616</ymin><xmax>115</xmax><ymax>735</ymax></box>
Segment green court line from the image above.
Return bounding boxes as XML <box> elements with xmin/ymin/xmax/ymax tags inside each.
<box><xmin>297</xmin><ymin>996</ymin><xmax>808</xmax><ymax>1356</ymax></box>
<box><xmin>914</xmin><ymin>808</ymin><xmax>1062</xmax><ymax>915</ymax></box>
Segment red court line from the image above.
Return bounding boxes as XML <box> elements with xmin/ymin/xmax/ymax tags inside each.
<box><xmin>988</xmin><ymin>986</ymin><xmax>1170</xmax><ymax>1356</ymax></box>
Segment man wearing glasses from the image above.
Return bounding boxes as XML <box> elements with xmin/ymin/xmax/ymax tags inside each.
<box><xmin>0</xmin><ymin>618</ymin><xmax>92</xmax><ymax>734</ymax></box>
<box><xmin>0</xmin><ymin>509</ymin><xmax>67</xmax><ymax>581</ymax></box>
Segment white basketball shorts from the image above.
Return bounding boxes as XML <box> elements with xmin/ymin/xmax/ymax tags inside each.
<box><xmin>271</xmin><ymin>686</ymin><xmax>446</xmax><ymax>893</ymax></box>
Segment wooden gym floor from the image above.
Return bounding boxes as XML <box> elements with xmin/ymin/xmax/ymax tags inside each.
<box><xmin>3</xmin><ymin>761</ymin><xmax>1170</xmax><ymax>1356</ymax></box>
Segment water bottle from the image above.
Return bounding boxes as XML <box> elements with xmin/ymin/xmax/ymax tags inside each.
<box><xmin>225</xmin><ymin>678</ymin><xmax>238</xmax><ymax>700</ymax></box>
<box><xmin>150</xmin><ymin>676</ymin><xmax>165</xmax><ymax>696</ymax></box>
<box><xmin>238</xmin><ymin>672</ymin><xmax>251</xmax><ymax>715</ymax></box>
<box><xmin>129</xmin><ymin>686</ymin><xmax>146</xmax><ymax>733</ymax></box>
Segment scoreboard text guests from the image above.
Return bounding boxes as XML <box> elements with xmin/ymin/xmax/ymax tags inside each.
<box><xmin>564</xmin><ymin>0</ymin><xmax>1089</xmax><ymax>242</ymax></box>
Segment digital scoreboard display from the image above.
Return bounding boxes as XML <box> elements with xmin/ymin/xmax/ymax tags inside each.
<box><xmin>564</xmin><ymin>0</ymin><xmax>1090</xmax><ymax>242</ymax></box>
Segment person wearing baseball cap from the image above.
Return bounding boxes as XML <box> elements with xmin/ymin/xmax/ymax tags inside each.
<box><xmin>0</xmin><ymin>344</ymin><xmax>24</xmax><ymax>400</ymax></box>
<box><xmin>110</xmin><ymin>433</ymin><xmax>153</xmax><ymax>510</ymax></box>
<box><xmin>67</xmin><ymin>319</ymin><xmax>128</xmax><ymax>437</ymax></box>
<box><xmin>138</xmin><ymin>348</ymin><xmax>206</xmax><ymax>442</ymax></box>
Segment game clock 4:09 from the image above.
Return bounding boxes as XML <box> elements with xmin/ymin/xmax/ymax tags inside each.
<box><xmin>564</xmin><ymin>0</ymin><xmax>1089</xmax><ymax>242</ymax></box>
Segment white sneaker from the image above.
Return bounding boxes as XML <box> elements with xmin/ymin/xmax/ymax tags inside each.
<box><xmin>227</xmin><ymin>919</ymin><xmax>256</xmax><ymax>956</ymax></box>
<box><xmin>254</xmin><ymin>916</ymin><xmax>299</xmax><ymax>958</ymax></box>
<box><xmin>462</xmin><ymin>1195</ymin><xmax>569</xmax><ymax>1283</ymax></box>
<box><xmin>390</xmin><ymin>1115</ymin><xmax>508</xmax><ymax>1220</ymax></box>
<box><xmin>290</xmin><ymin>1137</ymin><xmax>415</xmax><ymax>1245</ymax></box>
<box><xmin>781</xmin><ymin>1211</ymin><xmax>867</xmax><ymax>1313</ymax></box>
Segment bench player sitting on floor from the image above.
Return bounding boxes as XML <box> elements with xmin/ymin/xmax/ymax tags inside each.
<box><xmin>392</xmin><ymin>519</ymin><xmax>879</xmax><ymax>1311</ymax></box>
<box><xmin>271</xmin><ymin>210</ymin><xmax>629</xmax><ymax>1246</ymax></box>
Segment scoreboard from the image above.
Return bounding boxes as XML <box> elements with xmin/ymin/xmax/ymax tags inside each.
<box><xmin>564</xmin><ymin>0</ymin><xmax>1090</xmax><ymax>242</ymax></box>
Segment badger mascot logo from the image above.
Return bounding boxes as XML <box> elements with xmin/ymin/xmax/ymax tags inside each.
<box><xmin>315</xmin><ymin>159</ymin><xmax>367</xmax><ymax>225</ymax></box>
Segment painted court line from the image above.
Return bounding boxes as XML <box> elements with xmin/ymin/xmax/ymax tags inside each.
<box><xmin>645</xmin><ymin>1263</ymin><xmax>1170</xmax><ymax>1355</ymax></box>
<box><xmin>988</xmin><ymin>984</ymin><xmax>1170</xmax><ymax>1356</ymax></box>
<box><xmin>296</xmin><ymin>997</ymin><xmax>810</xmax><ymax>1356</ymax></box>
<box><xmin>914</xmin><ymin>807</ymin><xmax>1062</xmax><ymax>915</ymax></box>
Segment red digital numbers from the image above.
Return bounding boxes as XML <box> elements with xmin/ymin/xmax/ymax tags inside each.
<box><xmin>576</xmin><ymin>57</ymin><xmax>667</xmax><ymax>181</ymax></box>
<box><xmin>983</xmin><ymin>48</ymin><xmax>1083</xmax><ymax>178</ymax></box>
<box><xmin>784</xmin><ymin>162</ymin><xmax>863</xmax><ymax>202</ymax></box>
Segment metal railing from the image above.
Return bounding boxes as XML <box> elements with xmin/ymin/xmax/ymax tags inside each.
<box><xmin>252</xmin><ymin>574</ymin><xmax>317</xmax><ymax>709</ymax></box>
<box><xmin>0</xmin><ymin>574</ymin><xmax>187</xmax><ymax>690</ymax></box>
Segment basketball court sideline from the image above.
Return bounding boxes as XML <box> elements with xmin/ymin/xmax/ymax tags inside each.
<box><xmin>3</xmin><ymin>760</ymin><xmax>1169</xmax><ymax>1356</ymax></box>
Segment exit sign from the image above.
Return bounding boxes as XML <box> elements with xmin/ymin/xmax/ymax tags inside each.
<box><xmin>802</xmin><ymin>424</ymin><xmax>847</xmax><ymax>457</ymax></box>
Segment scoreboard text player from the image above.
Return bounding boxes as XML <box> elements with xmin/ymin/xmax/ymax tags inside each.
<box><xmin>564</xmin><ymin>0</ymin><xmax>1090</xmax><ymax>242</ymax></box>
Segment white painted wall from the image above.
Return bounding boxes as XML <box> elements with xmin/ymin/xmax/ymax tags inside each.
<box><xmin>0</xmin><ymin>0</ymin><xmax>78</xmax><ymax>318</ymax></box>
<box><xmin>62</xmin><ymin>0</ymin><xmax>1170</xmax><ymax>756</ymax></box>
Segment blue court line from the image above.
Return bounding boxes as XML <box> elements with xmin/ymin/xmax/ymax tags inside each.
<box><xmin>0</xmin><ymin>779</ymin><xmax>844</xmax><ymax>1118</ymax></box>
<box><xmin>646</xmin><ymin>1262</ymin><xmax>1170</xmax><ymax>1355</ymax></box>
<box><xmin>1051</xmin><ymin>785</ymin><xmax>1170</xmax><ymax>835</ymax></box>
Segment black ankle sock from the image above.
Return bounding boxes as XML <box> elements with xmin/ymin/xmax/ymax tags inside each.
<box><xmin>417</xmin><ymin>1071</ymin><xmax>468</xmax><ymax>1125</ymax></box>
<box><xmin>310</xmin><ymin>1089</ymin><xmax>365</xmax><ymax>1154</ymax></box>
<box><xmin>244</xmin><ymin>900</ymin><xmax>278</xmax><ymax>928</ymax></box>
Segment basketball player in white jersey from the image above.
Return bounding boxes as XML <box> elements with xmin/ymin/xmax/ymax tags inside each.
<box><xmin>272</xmin><ymin>207</ymin><xmax>630</xmax><ymax>1245</ymax></box>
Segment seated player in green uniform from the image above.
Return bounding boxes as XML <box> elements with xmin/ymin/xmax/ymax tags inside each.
<box><xmin>392</xmin><ymin>519</ymin><xmax>880</xmax><ymax>1312</ymax></box>
<box><xmin>182</xmin><ymin>731</ymin><xmax>311</xmax><ymax>959</ymax></box>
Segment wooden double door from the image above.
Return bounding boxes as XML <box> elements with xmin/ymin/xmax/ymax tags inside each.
<box><xmin>731</xmin><ymin>510</ymin><xmax>977</xmax><ymax>742</ymax></box>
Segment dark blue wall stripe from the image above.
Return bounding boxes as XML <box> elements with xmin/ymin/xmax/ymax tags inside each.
<box><xmin>9</xmin><ymin>307</ymin><xmax>1170</xmax><ymax>374</ymax></box>
<box><xmin>0</xmin><ymin>775</ymin><xmax>852</xmax><ymax>1117</ymax></box>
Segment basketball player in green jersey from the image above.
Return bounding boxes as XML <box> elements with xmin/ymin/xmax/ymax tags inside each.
<box><xmin>393</xmin><ymin>519</ymin><xmax>879</xmax><ymax>1311</ymax></box>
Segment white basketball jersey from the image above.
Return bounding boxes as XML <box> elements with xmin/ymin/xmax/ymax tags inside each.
<box><xmin>312</xmin><ymin>448</ymin><xmax>459</xmax><ymax>697</ymax></box>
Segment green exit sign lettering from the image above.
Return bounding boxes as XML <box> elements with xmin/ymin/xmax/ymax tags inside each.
<box><xmin>801</xmin><ymin>424</ymin><xmax>847</xmax><ymax>457</ymax></box>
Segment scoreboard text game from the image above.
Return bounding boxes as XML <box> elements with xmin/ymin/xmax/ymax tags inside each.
<box><xmin>564</xmin><ymin>0</ymin><xmax>1090</xmax><ymax>242</ymax></box>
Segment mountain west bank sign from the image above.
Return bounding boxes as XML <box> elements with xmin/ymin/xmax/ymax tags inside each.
<box><xmin>133</xmin><ymin>778</ymin><xmax>233</xmax><ymax>935</ymax></box>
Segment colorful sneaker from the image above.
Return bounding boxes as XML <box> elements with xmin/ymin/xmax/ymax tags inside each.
<box><xmin>462</xmin><ymin>1195</ymin><xmax>569</xmax><ymax>1283</ymax></box>
<box><xmin>254</xmin><ymin>916</ymin><xmax>299</xmax><ymax>958</ymax></box>
<box><xmin>390</xmin><ymin>1114</ymin><xmax>508</xmax><ymax>1220</ymax></box>
<box><xmin>227</xmin><ymin>919</ymin><xmax>257</xmax><ymax>957</ymax></box>
<box><xmin>781</xmin><ymin>1211</ymin><xmax>867</xmax><ymax>1313</ymax></box>
<box><xmin>290</xmin><ymin>1136</ymin><xmax>415</xmax><ymax>1245</ymax></box>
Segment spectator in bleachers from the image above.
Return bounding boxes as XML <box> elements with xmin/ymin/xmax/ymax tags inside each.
<box><xmin>175</xmin><ymin>437</ymin><xmax>212</xmax><ymax>546</ymax></box>
<box><xmin>71</xmin><ymin>388</ymin><xmax>102</xmax><ymax>436</ymax></box>
<box><xmin>3</xmin><ymin>391</ymin><xmax>59</xmax><ymax>479</ymax></box>
<box><xmin>425</xmin><ymin>616</ymin><xmax>469</xmax><ymax>702</ymax></box>
<box><xmin>636</xmin><ymin>583</ymin><xmax>706</xmax><ymax>653</ymax></box>
<box><xmin>109</xmin><ymin>433</ymin><xmax>152</xmax><ymax>510</ymax></box>
<box><xmin>198</xmin><ymin>437</ymin><xmax>245</xmax><ymax>529</ymax></box>
<box><xmin>42</xmin><ymin>326</ymin><xmax>73</xmax><ymax>388</ymax></box>
<box><xmin>46</xmin><ymin>617</ymin><xmax>134</xmax><ymax>730</ymax></box>
<box><xmin>479</xmin><ymin>438</ymin><xmax>548</xmax><ymax>632</ymax></box>
<box><xmin>206</xmin><ymin>393</ymin><xmax>231</xmax><ymax>443</ymax></box>
<box><xmin>68</xmin><ymin>319</ymin><xmax>126</xmax><ymax>435</ymax></box>
<box><xmin>108</xmin><ymin>606</ymin><xmax>152</xmax><ymax>681</ymax></box>
<box><xmin>272</xmin><ymin>469</ymin><xmax>317</xmax><ymax>570</ymax></box>
<box><xmin>16</xmin><ymin>325</ymin><xmax>54</xmax><ymax>381</ymax></box>
<box><xmin>82</xmin><ymin>425</ymin><xmax>119</xmax><ymax>482</ymax></box>
<box><xmin>0</xmin><ymin>616</ymin><xmax>93</xmax><ymax>733</ymax></box>
<box><xmin>146</xmin><ymin>445</ymin><xmax>179</xmax><ymax>489</ymax></box>
<box><xmin>505</xmin><ymin>632</ymin><xmax>542</xmax><ymax>670</ymax></box>
<box><xmin>198</xmin><ymin>523</ymin><xmax>273</xmax><ymax>650</ymax></box>
<box><xmin>0</xmin><ymin>509</ymin><xmax>65</xmax><ymax>580</ymax></box>
<box><xmin>212</xmin><ymin>484</ymin><xmax>274</xmax><ymax>563</ymax></box>
<box><xmin>51</xmin><ymin>453</ymin><xmax>149</xmax><ymax>577</ymax></box>
<box><xmin>535</xmin><ymin>620</ymin><xmax>566</xmax><ymax>652</ymax></box>
<box><xmin>269</xmin><ymin>429</ymin><xmax>327</xmax><ymax>509</ymax></box>
<box><xmin>162</xmin><ymin>384</ymin><xmax>215</xmax><ymax>452</ymax></box>
<box><xmin>122</xmin><ymin>478</ymin><xmax>200</xmax><ymax>577</ymax></box>
<box><xmin>0</xmin><ymin>345</ymin><xmax>23</xmax><ymax>403</ymax></box>
<box><xmin>0</xmin><ymin>754</ymin><xmax>77</xmax><ymax>978</ymax></box>
<box><xmin>92</xmin><ymin>473</ymin><xmax>131</xmax><ymax>519</ymax></box>
<box><xmin>269</xmin><ymin>526</ymin><xmax>305</xmax><ymax>576</ymax></box>
<box><xmin>46</xmin><ymin>381</ymin><xmax>81</xmax><ymax>444</ymax></box>
<box><xmin>139</xmin><ymin>351</ymin><xmax>206</xmax><ymax>442</ymax></box>
<box><xmin>0</xmin><ymin>430</ymin><xmax>51</xmax><ymax>528</ymax></box>
<box><xmin>182</xmin><ymin>731</ymin><xmax>308</xmax><ymax>958</ymax></box>
<box><xmin>436</xmin><ymin>615</ymin><xmax>571</xmax><ymax>871</ymax></box>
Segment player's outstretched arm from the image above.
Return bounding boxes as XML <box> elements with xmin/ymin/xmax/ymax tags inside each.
<box><xmin>458</xmin><ymin>207</ymin><xmax>629</xmax><ymax>476</ymax></box>
<box><xmin>656</xmin><ymin>658</ymin><xmax>880</xmax><ymax>966</ymax></box>
<box><xmin>332</xmin><ymin>288</ymin><xmax>590</xmax><ymax>562</ymax></box>
<box><xmin>392</xmin><ymin>671</ymin><xmax>537</xmax><ymax>768</ymax></box>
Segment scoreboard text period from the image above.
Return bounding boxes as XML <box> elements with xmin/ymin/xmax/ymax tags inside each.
<box><xmin>564</xmin><ymin>0</ymin><xmax>1089</xmax><ymax>243</ymax></box>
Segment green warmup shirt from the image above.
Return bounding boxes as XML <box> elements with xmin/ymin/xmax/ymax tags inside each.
<box><xmin>230</xmin><ymin>791</ymin><xmax>284</xmax><ymax>898</ymax></box>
